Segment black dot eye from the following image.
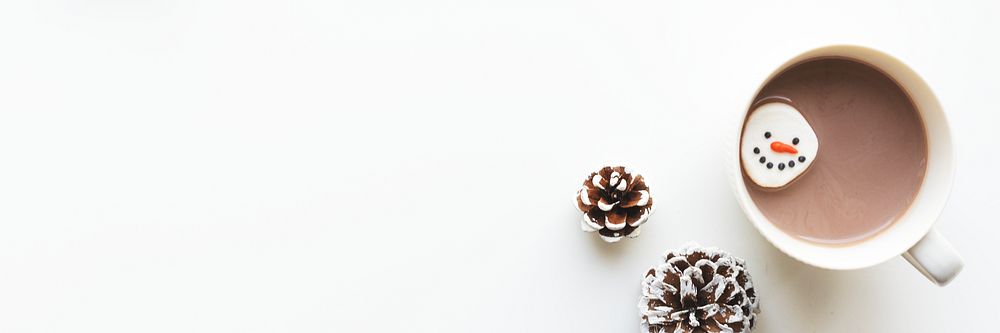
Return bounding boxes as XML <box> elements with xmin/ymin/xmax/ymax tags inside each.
<box><xmin>764</xmin><ymin>132</ymin><xmax>771</xmax><ymax>139</ymax></box>
<box><xmin>792</xmin><ymin>137</ymin><xmax>800</xmax><ymax>145</ymax></box>
<box><xmin>798</xmin><ymin>156</ymin><xmax>806</xmax><ymax>163</ymax></box>
<box><xmin>759</xmin><ymin>157</ymin><xmax>766</xmax><ymax>163</ymax></box>
<box><xmin>753</xmin><ymin>147</ymin><xmax>760</xmax><ymax>154</ymax></box>
<box><xmin>766</xmin><ymin>162</ymin><xmax>773</xmax><ymax>169</ymax></box>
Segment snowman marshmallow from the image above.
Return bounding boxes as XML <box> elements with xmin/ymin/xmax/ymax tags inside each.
<box><xmin>741</xmin><ymin>101</ymin><xmax>819</xmax><ymax>188</ymax></box>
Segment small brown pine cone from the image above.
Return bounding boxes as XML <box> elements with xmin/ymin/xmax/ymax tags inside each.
<box><xmin>575</xmin><ymin>166</ymin><xmax>654</xmax><ymax>243</ymax></box>
<box><xmin>639</xmin><ymin>244</ymin><xmax>760</xmax><ymax>333</ymax></box>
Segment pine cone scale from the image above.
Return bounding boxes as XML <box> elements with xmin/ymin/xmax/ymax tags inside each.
<box><xmin>585</xmin><ymin>210</ymin><xmax>606</xmax><ymax>228</ymax></box>
<box><xmin>620</xmin><ymin>190</ymin><xmax>649</xmax><ymax>208</ymax></box>
<box><xmin>607</xmin><ymin>210</ymin><xmax>628</xmax><ymax>226</ymax></box>
<box><xmin>575</xmin><ymin>195</ymin><xmax>591</xmax><ymax>213</ymax></box>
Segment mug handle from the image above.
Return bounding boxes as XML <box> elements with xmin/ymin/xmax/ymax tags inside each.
<box><xmin>902</xmin><ymin>228</ymin><xmax>964</xmax><ymax>286</ymax></box>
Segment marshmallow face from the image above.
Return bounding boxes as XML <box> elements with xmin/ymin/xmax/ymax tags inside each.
<box><xmin>741</xmin><ymin>102</ymin><xmax>819</xmax><ymax>189</ymax></box>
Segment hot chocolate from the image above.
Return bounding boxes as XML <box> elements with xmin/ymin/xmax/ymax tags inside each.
<box><xmin>742</xmin><ymin>58</ymin><xmax>928</xmax><ymax>244</ymax></box>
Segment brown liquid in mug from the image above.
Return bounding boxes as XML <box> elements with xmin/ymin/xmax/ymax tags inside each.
<box><xmin>743</xmin><ymin>58</ymin><xmax>928</xmax><ymax>244</ymax></box>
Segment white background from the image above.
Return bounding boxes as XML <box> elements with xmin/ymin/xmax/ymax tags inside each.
<box><xmin>1</xmin><ymin>0</ymin><xmax>998</xmax><ymax>332</ymax></box>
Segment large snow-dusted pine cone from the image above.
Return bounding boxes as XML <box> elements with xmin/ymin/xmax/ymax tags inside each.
<box><xmin>575</xmin><ymin>166</ymin><xmax>654</xmax><ymax>243</ymax></box>
<box><xmin>640</xmin><ymin>244</ymin><xmax>760</xmax><ymax>333</ymax></box>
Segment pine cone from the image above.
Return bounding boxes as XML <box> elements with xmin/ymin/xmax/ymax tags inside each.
<box><xmin>640</xmin><ymin>244</ymin><xmax>760</xmax><ymax>333</ymax></box>
<box><xmin>575</xmin><ymin>166</ymin><xmax>654</xmax><ymax>243</ymax></box>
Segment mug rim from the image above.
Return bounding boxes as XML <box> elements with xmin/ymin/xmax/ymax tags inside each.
<box><xmin>729</xmin><ymin>44</ymin><xmax>956</xmax><ymax>270</ymax></box>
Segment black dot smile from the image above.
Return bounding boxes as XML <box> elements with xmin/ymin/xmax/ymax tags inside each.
<box><xmin>756</xmin><ymin>155</ymin><xmax>808</xmax><ymax>171</ymax></box>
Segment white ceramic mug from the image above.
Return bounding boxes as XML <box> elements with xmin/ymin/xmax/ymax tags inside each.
<box><xmin>727</xmin><ymin>45</ymin><xmax>964</xmax><ymax>286</ymax></box>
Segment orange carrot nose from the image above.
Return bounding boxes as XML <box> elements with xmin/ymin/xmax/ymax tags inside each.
<box><xmin>770</xmin><ymin>141</ymin><xmax>798</xmax><ymax>154</ymax></box>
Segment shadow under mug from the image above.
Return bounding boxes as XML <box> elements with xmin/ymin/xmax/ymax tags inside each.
<box><xmin>728</xmin><ymin>45</ymin><xmax>964</xmax><ymax>286</ymax></box>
